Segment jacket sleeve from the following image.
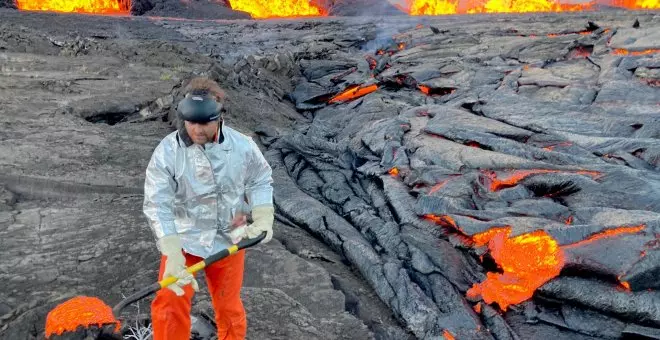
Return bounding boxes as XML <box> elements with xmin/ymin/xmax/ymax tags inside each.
<box><xmin>143</xmin><ymin>140</ymin><xmax>178</xmax><ymax>239</ymax></box>
<box><xmin>245</xmin><ymin>138</ymin><xmax>274</xmax><ymax>209</ymax></box>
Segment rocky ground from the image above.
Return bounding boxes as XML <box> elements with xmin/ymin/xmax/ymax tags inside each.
<box><xmin>0</xmin><ymin>7</ymin><xmax>659</xmax><ymax>340</ymax></box>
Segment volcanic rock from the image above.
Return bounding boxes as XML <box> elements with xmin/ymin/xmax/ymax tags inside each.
<box><xmin>327</xmin><ymin>0</ymin><xmax>405</xmax><ymax>16</ymax></box>
<box><xmin>0</xmin><ymin>10</ymin><xmax>405</xmax><ymax>340</ymax></box>
<box><xmin>1</xmin><ymin>6</ymin><xmax>660</xmax><ymax>340</ymax></box>
<box><xmin>130</xmin><ymin>0</ymin><xmax>251</xmax><ymax>19</ymax></box>
<box><xmin>0</xmin><ymin>0</ymin><xmax>15</xmax><ymax>9</ymax></box>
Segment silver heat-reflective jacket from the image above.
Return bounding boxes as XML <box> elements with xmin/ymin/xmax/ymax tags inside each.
<box><xmin>143</xmin><ymin>124</ymin><xmax>273</xmax><ymax>258</ymax></box>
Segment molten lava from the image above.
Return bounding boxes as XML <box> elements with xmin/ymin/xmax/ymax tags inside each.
<box><xmin>466</xmin><ymin>228</ymin><xmax>565</xmax><ymax>310</ymax></box>
<box><xmin>620</xmin><ymin>281</ymin><xmax>631</xmax><ymax>291</ymax></box>
<box><xmin>328</xmin><ymin>84</ymin><xmax>378</xmax><ymax>103</ymax></box>
<box><xmin>407</xmin><ymin>0</ymin><xmax>658</xmax><ymax>14</ymax></box>
<box><xmin>389</xmin><ymin>167</ymin><xmax>400</xmax><ymax>176</ymax></box>
<box><xmin>483</xmin><ymin>169</ymin><xmax>601</xmax><ymax>191</ymax></box>
<box><xmin>424</xmin><ymin>201</ymin><xmax>646</xmax><ymax>310</ymax></box>
<box><xmin>424</xmin><ymin>214</ymin><xmax>462</xmax><ymax>231</ymax></box>
<box><xmin>228</xmin><ymin>0</ymin><xmax>326</xmax><ymax>18</ymax></box>
<box><xmin>16</xmin><ymin>0</ymin><xmax>129</xmax><ymax>13</ymax></box>
<box><xmin>407</xmin><ymin>0</ymin><xmax>593</xmax><ymax>15</ymax></box>
<box><xmin>418</xmin><ymin>85</ymin><xmax>456</xmax><ymax>96</ymax></box>
<box><xmin>45</xmin><ymin>296</ymin><xmax>120</xmax><ymax>337</ymax></box>
<box><xmin>443</xmin><ymin>329</ymin><xmax>457</xmax><ymax>340</ymax></box>
<box><xmin>410</xmin><ymin>0</ymin><xmax>458</xmax><ymax>15</ymax></box>
<box><xmin>612</xmin><ymin>48</ymin><xmax>660</xmax><ymax>56</ymax></box>
<box><xmin>564</xmin><ymin>225</ymin><xmax>646</xmax><ymax>248</ymax></box>
<box><xmin>611</xmin><ymin>0</ymin><xmax>660</xmax><ymax>9</ymax></box>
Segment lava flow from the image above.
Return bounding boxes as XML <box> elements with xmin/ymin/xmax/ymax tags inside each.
<box><xmin>45</xmin><ymin>296</ymin><xmax>120</xmax><ymax>338</ymax></box>
<box><xmin>227</xmin><ymin>0</ymin><xmax>327</xmax><ymax>18</ymax></box>
<box><xmin>328</xmin><ymin>84</ymin><xmax>379</xmax><ymax>104</ymax></box>
<box><xmin>409</xmin><ymin>0</ymin><xmax>459</xmax><ymax>15</ymax></box>
<box><xmin>465</xmin><ymin>224</ymin><xmax>646</xmax><ymax>310</ymax></box>
<box><xmin>612</xmin><ymin>48</ymin><xmax>660</xmax><ymax>56</ymax></box>
<box><xmin>407</xmin><ymin>0</ymin><xmax>659</xmax><ymax>15</ymax></box>
<box><xmin>483</xmin><ymin>169</ymin><xmax>601</xmax><ymax>191</ymax></box>
<box><xmin>466</xmin><ymin>228</ymin><xmax>565</xmax><ymax>310</ymax></box>
<box><xmin>16</xmin><ymin>0</ymin><xmax>129</xmax><ymax>13</ymax></box>
<box><xmin>563</xmin><ymin>225</ymin><xmax>646</xmax><ymax>248</ymax></box>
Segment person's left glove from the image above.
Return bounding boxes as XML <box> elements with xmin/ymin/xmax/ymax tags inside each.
<box><xmin>245</xmin><ymin>205</ymin><xmax>274</xmax><ymax>244</ymax></box>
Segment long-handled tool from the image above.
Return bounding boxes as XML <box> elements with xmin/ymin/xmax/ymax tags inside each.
<box><xmin>45</xmin><ymin>232</ymin><xmax>266</xmax><ymax>339</ymax></box>
<box><xmin>112</xmin><ymin>231</ymin><xmax>265</xmax><ymax>316</ymax></box>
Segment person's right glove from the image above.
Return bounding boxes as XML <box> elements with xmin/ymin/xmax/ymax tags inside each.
<box><xmin>245</xmin><ymin>205</ymin><xmax>274</xmax><ymax>244</ymax></box>
<box><xmin>157</xmin><ymin>234</ymin><xmax>199</xmax><ymax>296</ymax></box>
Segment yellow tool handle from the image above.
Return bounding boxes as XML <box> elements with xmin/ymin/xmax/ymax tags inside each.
<box><xmin>158</xmin><ymin>244</ymin><xmax>239</xmax><ymax>289</ymax></box>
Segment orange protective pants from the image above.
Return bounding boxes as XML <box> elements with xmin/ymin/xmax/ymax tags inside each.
<box><xmin>151</xmin><ymin>249</ymin><xmax>246</xmax><ymax>340</ymax></box>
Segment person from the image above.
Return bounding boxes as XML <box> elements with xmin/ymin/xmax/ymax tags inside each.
<box><xmin>142</xmin><ymin>77</ymin><xmax>274</xmax><ymax>340</ymax></box>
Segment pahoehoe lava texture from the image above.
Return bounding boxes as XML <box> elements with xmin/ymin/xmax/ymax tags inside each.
<box><xmin>226</xmin><ymin>11</ymin><xmax>659</xmax><ymax>340</ymax></box>
<box><xmin>1</xmin><ymin>7</ymin><xmax>659</xmax><ymax>340</ymax></box>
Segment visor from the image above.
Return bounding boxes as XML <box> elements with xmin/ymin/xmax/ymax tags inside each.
<box><xmin>176</xmin><ymin>90</ymin><xmax>223</xmax><ymax>123</ymax></box>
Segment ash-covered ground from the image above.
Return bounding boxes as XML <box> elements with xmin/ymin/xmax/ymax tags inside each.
<box><xmin>0</xmin><ymin>7</ymin><xmax>659</xmax><ymax>340</ymax></box>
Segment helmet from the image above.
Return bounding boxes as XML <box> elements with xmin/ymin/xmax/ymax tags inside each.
<box><xmin>176</xmin><ymin>90</ymin><xmax>223</xmax><ymax>123</ymax></box>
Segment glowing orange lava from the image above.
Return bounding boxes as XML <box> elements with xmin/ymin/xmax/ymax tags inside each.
<box><xmin>418</xmin><ymin>85</ymin><xmax>455</xmax><ymax>96</ymax></box>
<box><xmin>227</xmin><ymin>0</ymin><xmax>326</xmax><ymax>18</ymax></box>
<box><xmin>389</xmin><ymin>167</ymin><xmax>400</xmax><ymax>176</ymax></box>
<box><xmin>410</xmin><ymin>0</ymin><xmax>459</xmax><ymax>15</ymax></box>
<box><xmin>564</xmin><ymin>225</ymin><xmax>646</xmax><ymax>248</ymax></box>
<box><xmin>45</xmin><ymin>296</ymin><xmax>120</xmax><ymax>337</ymax></box>
<box><xmin>611</xmin><ymin>0</ymin><xmax>660</xmax><ymax>9</ymax></box>
<box><xmin>407</xmin><ymin>0</ymin><xmax>596</xmax><ymax>15</ymax></box>
<box><xmin>419</xmin><ymin>85</ymin><xmax>432</xmax><ymax>95</ymax></box>
<box><xmin>612</xmin><ymin>48</ymin><xmax>660</xmax><ymax>56</ymax></box>
<box><xmin>466</xmin><ymin>228</ymin><xmax>565</xmax><ymax>310</ymax></box>
<box><xmin>620</xmin><ymin>281</ymin><xmax>631</xmax><ymax>291</ymax></box>
<box><xmin>407</xmin><ymin>0</ymin><xmax>659</xmax><ymax>15</ymax></box>
<box><xmin>472</xmin><ymin>226</ymin><xmax>511</xmax><ymax>247</ymax></box>
<box><xmin>424</xmin><ymin>214</ymin><xmax>461</xmax><ymax>231</ymax></box>
<box><xmin>328</xmin><ymin>84</ymin><xmax>378</xmax><ymax>103</ymax></box>
<box><xmin>425</xmin><ymin>208</ymin><xmax>645</xmax><ymax>310</ymax></box>
<box><xmin>484</xmin><ymin>169</ymin><xmax>601</xmax><ymax>191</ymax></box>
<box><xmin>473</xmin><ymin>303</ymin><xmax>482</xmax><ymax>313</ymax></box>
<box><xmin>16</xmin><ymin>0</ymin><xmax>129</xmax><ymax>13</ymax></box>
<box><xmin>443</xmin><ymin>329</ymin><xmax>456</xmax><ymax>340</ymax></box>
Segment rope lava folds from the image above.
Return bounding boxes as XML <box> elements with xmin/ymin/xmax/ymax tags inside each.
<box><xmin>45</xmin><ymin>296</ymin><xmax>120</xmax><ymax>338</ymax></box>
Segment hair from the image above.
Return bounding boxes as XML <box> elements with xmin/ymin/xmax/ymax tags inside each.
<box><xmin>184</xmin><ymin>77</ymin><xmax>226</xmax><ymax>102</ymax></box>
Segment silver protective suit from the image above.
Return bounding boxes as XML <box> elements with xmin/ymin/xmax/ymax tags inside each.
<box><xmin>143</xmin><ymin>123</ymin><xmax>273</xmax><ymax>258</ymax></box>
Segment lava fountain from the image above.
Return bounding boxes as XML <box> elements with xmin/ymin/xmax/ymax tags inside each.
<box><xmin>15</xmin><ymin>0</ymin><xmax>129</xmax><ymax>13</ymax></box>
<box><xmin>227</xmin><ymin>0</ymin><xmax>327</xmax><ymax>18</ymax></box>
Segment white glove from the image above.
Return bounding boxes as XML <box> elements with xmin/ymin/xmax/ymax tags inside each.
<box><xmin>157</xmin><ymin>234</ymin><xmax>199</xmax><ymax>296</ymax></box>
<box><xmin>246</xmin><ymin>205</ymin><xmax>274</xmax><ymax>244</ymax></box>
